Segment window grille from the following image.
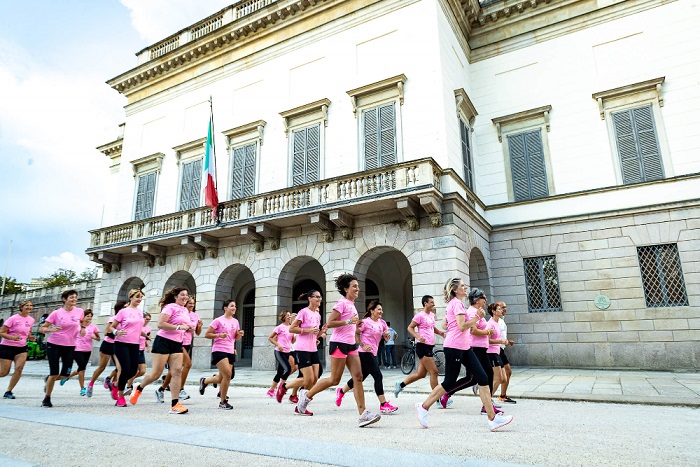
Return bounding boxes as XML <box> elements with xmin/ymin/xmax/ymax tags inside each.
<box><xmin>523</xmin><ymin>256</ymin><xmax>562</xmax><ymax>312</ymax></box>
<box><xmin>637</xmin><ymin>244</ymin><xmax>688</xmax><ymax>307</ymax></box>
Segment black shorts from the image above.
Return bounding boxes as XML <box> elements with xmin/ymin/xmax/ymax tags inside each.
<box><xmin>295</xmin><ymin>350</ymin><xmax>320</xmax><ymax>369</ymax></box>
<box><xmin>99</xmin><ymin>341</ymin><xmax>115</xmax><ymax>356</ymax></box>
<box><xmin>329</xmin><ymin>342</ymin><xmax>358</xmax><ymax>358</ymax></box>
<box><xmin>138</xmin><ymin>350</ymin><xmax>146</xmax><ymax>365</ymax></box>
<box><xmin>151</xmin><ymin>336</ymin><xmax>182</xmax><ymax>355</ymax></box>
<box><xmin>46</xmin><ymin>343</ymin><xmax>75</xmax><ymax>377</ymax></box>
<box><xmin>0</xmin><ymin>344</ymin><xmax>27</xmax><ymax>360</ymax></box>
<box><xmin>416</xmin><ymin>343</ymin><xmax>434</xmax><ymax>359</ymax></box>
<box><xmin>211</xmin><ymin>351</ymin><xmax>235</xmax><ymax>366</ymax></box>
<box><xmin>73</xmin><ymin>350</ymin><xmax>92</xmax><ymax>371</ymax></box>
<box><xmin>182</xmin><ymin>344</ymin><xmax>193</xmax><ymax>355</ymax></box>
<box><xmin>499</xmin><ymin>348</ymin><xmax>510</xmax><ymax>366</ymax></box>
<box><xmin>488</xmin><ymin>352</ymin><xmax>504</xmax><ymax>368</ymax></box>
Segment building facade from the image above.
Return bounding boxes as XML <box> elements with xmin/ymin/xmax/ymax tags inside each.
<box><xmin>88</xmin><ymin>0</ymin><xmax>700</xmax><ymax>370</ymax></box>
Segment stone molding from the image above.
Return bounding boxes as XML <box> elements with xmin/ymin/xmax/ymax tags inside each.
<box><xmin>131</xmin><ymin>152</ymin><xmax>164</xmax><ymax>177</ymax></box>
<box><xmin>346</xmin><ymin>74</ymin><xmax>407</xmax><ymax>115</ymax></box>
<box><xmin>454</xmin><ymin>88</ymin><xmax>478</xmax><ymax>127</ymax></box>
<box><xmin>592</xmin><ymin>76</ymin><xmax>665</xmax><ymax>120</ymax></box>
<box><xmin>279</xmin><ymin>98</ymin><xmax>330</xmax><ymax>136</ymax></box>
<box><xmin>222</xmin><ymin>120</ymin><xmax>267</xmax><ymax>147</ymax></box>
<box><xmin>492</xmin><ymin>105</ymin><xmax>551</xmax><ymax>142</ymax></box>
<box><xmin>173</xmin><ymin>137</ymin><xmax>207</xmax><ymax>164</ymax></box>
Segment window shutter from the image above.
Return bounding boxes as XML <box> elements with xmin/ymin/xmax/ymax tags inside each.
<box><xmin>525</xmin><ymin>130</ymin><xmax>549</xmax><ymax>199</ymax></box>
<box><xmin>179</xmin><ymin>161</ymin><xmax>191</xmax><ymax>210</ymax></box>
<box><xmin>379</xmin><ymin>103</ymin><xmax>396</xmax><ymax>166</ymax></box>
<box><xmin>186</xmin><ymin>159</ymin><xmax>202</xmax><ymax>210</ymax></box>
<box><xmin>292</xmin><ymin>129</ymin><xmax>306</xmax><ymax>186</ymax></box>
<box><xmin>306</xmin><ymin>124</ymin><xmax>320</xmax><ymax>183</ymax></box>
<box><xmin>144</xmin><ymin>172</ymin><xmax>156</xmax><ymax>218</ymax></box>
<box><xmin>242</xmin><ymin>143</ymin><xmax>256</xmax><ymax>198</ymax></box>
<box><xmin>507</xmin><ymin>133</ymin><xmax>530</xmax><ymax>202</ymax></box>
<box><xmin>613</xmin><ymin>109</ymin><xmax>643</xmax><ymax>184</ymax></box>
<box><xmin>363</xmin><ymin>107</ymin><xmax>379</xmax><ymax>170</ymax></box>
<box><xmin>460</xmin><ymin>119</ymin><xmax>473</xmax><ymax>191</ymax></box>
<box><xmin>231</xmin><ymin>146</ymin><xmax>245</xmax><ymax>199</ymax></box>
<box><xmin>135</xmin><ymin>172</ymin><xmax>156</xmax><ymax>220</ymax></box>
<box><xmin>633</xmin><ymin>105</ymin><xmax>664</xmax><ymax>181</ymax></box>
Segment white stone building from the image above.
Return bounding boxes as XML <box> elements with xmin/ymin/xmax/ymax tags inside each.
<box><xmin>89</xmin><ymin>0</ymin><xmax>700</xmax><ymax>370</ymax></box>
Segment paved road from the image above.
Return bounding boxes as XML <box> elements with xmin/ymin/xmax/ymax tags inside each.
<box><xmin>0</xmin><ymin>375</ymin><xmax>698</xmax><ymax>466</ymax></box>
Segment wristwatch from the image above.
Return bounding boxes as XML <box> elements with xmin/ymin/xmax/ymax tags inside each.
<box><xmin>345</xmin><ymin>319</ymin><xmax>352</xmax><ymax>325</ymax></box>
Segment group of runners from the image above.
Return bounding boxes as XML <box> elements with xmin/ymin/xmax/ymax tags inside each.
<box><xmin>0</xmin><ymin>274</ymin><xmax>515</xmax><ymax>431</ymax></box>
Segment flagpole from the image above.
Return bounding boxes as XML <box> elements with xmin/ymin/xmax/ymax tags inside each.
<box><xmin>207</xmin><ymin>96</ymin><xmax>221</xmax><ymax>224</ymax></box>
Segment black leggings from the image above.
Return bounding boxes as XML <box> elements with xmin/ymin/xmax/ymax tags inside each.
<box><xmin>441</xmin><ymin>347</ymin><xmax>487</xmax><ymax>394</ymax></box>
<box><xmin>274</xmin><ymin>351</ymin><xmax>292</xmax><ymax>382</ymax></box>
<box><xmin>47</xmin><ymin>343</ymin><xmax>75</xmax><ymax>377</ymax></box>
<box><xmin>113</xmin><ymin>342</ymin><xmax>140</xmax><ymax>391</ymax></box>
<box><xmin>346</xmin><ymin>352</ymin><xmax>383</xmax><ymax>396</ymax></box>
<box><xmin>472</xmin><ymin>346</ymin><xmax>494</xmax><ymax>395</ymax></box>
<box><xmin>73</xmin><ymin>351</ymin><xmax>92</xmax><ymax>372</ymax></box>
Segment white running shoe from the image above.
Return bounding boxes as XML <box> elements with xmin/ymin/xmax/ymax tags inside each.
<box><xmin>488</xmin><ymin>413</ymin><xmax>514</xmax><ymax>432</ymax></box>
<box><xmin>394</xmin><ymin>381</ymin><xmax>403</xmax><ymax>398</ymax></box>
<box><xmin>179</xmin><ymin>389</ymin><xmax>190</xmax><ymax>401</ymax></box>
<box><xmin>358</xmin><ymin>410</ymin><xmax>381</xmax><ymax>427</ymax></box>
<box><xmin>492</xmin><ymin>397</ymin><xmax>502</xmax><ymax>408</ymax></box>
<box><xmin>472</xmin><ymin>385</ymin><xmax>479</xmax><ymax>395</ymax></box>
<box><xmin>155</xmin><ymin>388</ymin><xmax>165</xmax><ymax>403</ymax></box>
<box><xmin>415</xmin><ymin>402</ymin><xmax>429</xmax><ymax>428</ymax></box>
<box><xmin>297</xmin><ymin>389</ymin><xmax>311</xmax><ymax>414</ymax></box>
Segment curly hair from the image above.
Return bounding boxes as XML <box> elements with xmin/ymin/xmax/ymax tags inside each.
<box><xmin>335</xmin><ymin>273</ymin><xmax>358</xmax><ymax>297</ymax></box>
<box><xmin>159</xmin><ymin>286</ymin><xmax>188</xmax><ymax>308</ymax></box>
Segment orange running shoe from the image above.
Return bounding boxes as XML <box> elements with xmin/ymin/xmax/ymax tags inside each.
<box><xmin>169</xmin><ymin>402</ymin><xmax>189</xmax><ymax>414</ymax></box>
<box><xmin>129</xmin><ymin>388</ymin><xmax>142</xmax><ymax>405</ymax></box>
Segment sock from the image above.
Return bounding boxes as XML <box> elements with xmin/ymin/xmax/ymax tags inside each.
<box><xmin>88</xmin><ymin>382</ymin><xmax>94</xmax><ymax>387</ymax></box>
<box><xmin>158</xmin><ymin>386</ymin><xmax>165</xmax><ymax>392</ymax></box>
<box><xmin>400</xmin><ymin>382</ymin><xmax>406</xmax><ymax>388</ymax></box>
<box><xmin>171</xmin><ymin>399</ymin><xmax>178</xmax><ymax>407</ymax></box>
<box><xmin>136</xmin><ymin>385</ymin><xmax>143</xmax><ymax>392</ymax></box>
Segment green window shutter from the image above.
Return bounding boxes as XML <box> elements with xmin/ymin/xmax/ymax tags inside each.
<box><xmin>135</xmin><ymin>172</ymin><xmax>156</xmax><ymax>220</ymax></box>
<box><xmin>179</xmin><ymin>161</ymin><xmax>192</xmax><ymax>210</ymax></box>
<box><xmin>507</xmin><ymin>130</ymin><xmax>549</xmax><ymax>201</ymax></box>
<box><xmin>507</xmin><ymin>133</ymin><xmax>530</xmax><ymax>202</ymax></box>
<box><xmin>179</xmin><ymin>159</ymin><xmax>202</xmax><ymax>211</ymax></box>
<box><xmin>379</xmin><ymin>103</ymin><xmax>396</xmax><ymax>166</ymax></box>
<box><xmin>242</xmin><ymin>143</ymin><xmax>256</xmax><ymax>198</ymax></box>
<box><xmin>231</xmin><ymin>146</ymin><xmax>245</xmax><ymax>199</ymax></box>
<box><xmin>292</xmin><ymin>129</ymin><xmax>306</xmax><ymax>186</ymax></box>
<box><xmin>363</xmin><ymin>107</ymin><xmax>379</xmax><ymax>170</ymax></box>
<box><xmin>306</xmin><ymin>124</ymin><xmax>320</xmax><ymax>183</ymax></box>
<box><xmin>613</xmin><ymin>105</ymin><xmax>664</xmax><ymax>184</ymax></box>
<box><xmin>460</xmin><ymin>119</ymin><xmax>473</xmax><ymax>191</ymax></box>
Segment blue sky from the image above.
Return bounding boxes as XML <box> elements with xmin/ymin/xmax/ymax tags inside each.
<box><xmin>0</xmin><ymin>1</ymin><xmax>230</xmax><ymax>283</ymax></box>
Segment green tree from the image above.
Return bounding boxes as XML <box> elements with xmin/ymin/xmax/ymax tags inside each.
<box><xmin>79</xmin><ymin>267</ymin><xmax>99</xmax><ymax>282</ymax></box>
<box><xmin>42</xmin><ymin>268</ymin><xmax>78</xmax><ymax>288</ymax></box>
<box><xmin>0</xmin><ymin>276</ymin><xmax>23</xmax><ymax>295</ymax></box>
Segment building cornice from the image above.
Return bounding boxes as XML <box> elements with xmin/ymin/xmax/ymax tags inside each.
<box><xmin>592</xmin><ymin>76</ymin><xmax>665</xmax><ymax>120</ymax></box>
<box><xmin>97</xmin><ymin>138</ymin><xmax>123</xmax><ymax>159</ymax></box>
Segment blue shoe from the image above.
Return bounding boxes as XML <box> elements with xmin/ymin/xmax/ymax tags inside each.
<box><xmin>80</xmin><ymin>387</ymin><xmax>87</xmax><ymax>396</ymax></box>
<box><xmin>60</xmin><ymin>377</ymin><xmax>69</xmax><ymax>386</ymax></box>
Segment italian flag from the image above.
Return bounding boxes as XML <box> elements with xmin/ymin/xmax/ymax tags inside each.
<box><xmin>204</xmin><ymin>108</ymin><xmax>219</xmax><ymax>217</ymax></box>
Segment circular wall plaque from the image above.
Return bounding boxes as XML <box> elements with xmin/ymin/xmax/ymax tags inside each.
<box><xmin>594</xmin><ymin>295</ymin><xmax>611</xmax><ymax>309</ymax></box>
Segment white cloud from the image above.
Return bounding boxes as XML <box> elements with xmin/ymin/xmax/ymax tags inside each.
<box><xmin>120</xmin><ymin>0</ymin><xmax>232</xmax><ymax>44</ymax></box>
<box><xmin>40</xmin><ymin>252</ymin><xmax>94</xmax><ymax>275</ymax></box>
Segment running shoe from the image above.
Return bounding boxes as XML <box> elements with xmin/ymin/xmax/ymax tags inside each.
<box><xmin>80</xmin><ymin>388</ymin><xmax>87</xmax><ymax>397</ymax></box>
<box><xmin>41</xmin><ymin>396</ymin><xmax>52</xmax><ymax>408</ymax></box>
<box><xmin>439</xmin><ymin>393</ymin><xmax>451</xmax><ymax>409</ymax></box>
<box><xmin>294</xmin><ymin>406</ymin><xmax>313</xmax><ymax>416</ymax></box>
<box><xmin>123</xmin><ymin>386</ymin><xmax>133</xmax><ymax>396</ymax></box>
<box><xmin>212</xmin><ymin>375</ymin><xmax>217</xmax><ymax>388</ymax></box>
<box><xmin>199</xmin><ymin>378</ymin><xmax>208</xmax><ymax>395</ymax></box>
<box><xmin>103</xmin><ymin>377</ymin><xmax>111</xmax><ymax>389</ymax></box>
<box><xmin>394</xmin><ymin>381</ymin><xmax>403</xmax><ymax>399</ymax></box>
<box><xmin>86</xmin><ymin>384</ymin><xmax>93</xmax><ymax>398</ymax></box>
<box><xmin>179</xmin><ymin>389</ymin><xmax>190</xmax><ymax>401</ymax></box>
<box><xmin>169</xmin><ymin>402</ymin><xmax>189</xmax><ymax>414</ymax></box>
<box><xmin>275</xmin><ymin>382</ymin><xmax>287</xmax><ymax>403</ymax></box>
<box><xmin>111</xmin><ymin>386</ymin><xmax>119</xmax><ymax>401</ymax></box>
<box><xmin>499</xmin><ymin>396</ymin><xmax>517</xmax><ymax>404</ymax></box>
<box><xmin>472</xmin><ymin>385</ymin><xmax>478</xmax><ymax>395</ymax></box>
<box><xmin>219</xmin><ymin>401</ymin><xmax>233</xmax><ymax>410</ymax></box>
<box><xmin>266</xmin><ymin>388</ymin><xmax>274</xmax><ymax>397</ymax></box>
<box><xmin>488</xmin><ymin>413</ymin><xmax>514</xmax><ymax>432</ymax></box>
<box><xmin>3</xmin><ymin>391</ymin><xmax>15</xmax><ymax>399</ymax></box>
<box><xmin>60</xmin><ymin>377</ymin><xmax>69</xmax><ymax>386</ymax></box>
<box><xmin>380</xmin><ymin>401</ymin><xmax>398</xmax><ymax>414</ymax></box>
<box><xmin>415</xmin><ymin>402</ymin><xmax>429</xmax><ymax>428</ymax></box>
<box><xmin>129</xmin><ymin>388</ymin><xmax>142</xmax><ymax>405</ymax></box>
<box><xmin>155</xmin><ymin>388</ymin><xmax>165</xmax><ymax>403</ymax></box>
<box><xmin>358</xmin><ymin>409</ymin><xmax>381</xmax><ymax>427</ymax></box>
<box><xmin>116</xmin><ymin>396</ymin><xmax>127</xmax><ymax>407</ymax></box>
<box><xmin>297</xmin><ymin>389</ymin><xmax>311</xmax><ymax>414</ymax></box>
<box><xmin>480</xmin><ymin>406</ymin><xmax>504</xmax><ymax>415</ymax></box>
<box><xmin>43</xmin><ymin>375</ymin><xmax>49</xmax><ymax>393</ymax></box>
<box><xmin>492</xmin><ymin>398</ymin><xmax>502</xmax><ymax>408</ymax></box>
<box><xmin>289</xmin><ymin>395</ymin><xmax>299</xmax><ymax>404</ymax></box>
<box><xmin>335</xmin><ymin>387</ymin><xmax>345</xmax><ymax>407</ymax></box>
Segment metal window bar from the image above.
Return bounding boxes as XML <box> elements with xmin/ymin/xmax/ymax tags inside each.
<box><xmin>637</xmin><ymin>244</ymin><xmax>689</xmax><ymax>307</ymax></box>
<box><xmin>523</xmin><ymin>256</ymin><xmax>562</xmax><ymax>312</ymax></box>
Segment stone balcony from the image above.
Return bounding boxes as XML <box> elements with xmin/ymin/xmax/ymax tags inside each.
<box><xmin>87</xmin><ymin>158</ymin><xmax>450</xmax><ymax>272</ymax></box>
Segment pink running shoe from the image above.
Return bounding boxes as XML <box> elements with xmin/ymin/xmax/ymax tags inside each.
<box><xmin>481</xmin><ymin>406</ymin><xmax>504</xmax><ymax>415</ymax></box>
<box><xmin>103</xmin><ymin>377</ymin><xmax>111</xmax><ymax>390</ymax></box>
<box><xmin>335</xmin><ymin>387</ymin><xmax>345</xmax><ymax>407</ymax></box>
<box><xmin>111</xmin><ymin>386</ymin><xmax>118</xmax><ymax>401</ymax></box>
<box><xmin>276</xmin><ymin>383</ymin><xmax>287</xmax><ymax>403</ymax></box>
<box><xmin>289</xmin><ymin>395</ymin><xmax>299</xmax><ymax>404</ymax></box>
<box><xmin>439</xmin><ymin>393</ymin><xmax>451</xmax><ymax>409</ymax></box>
<box><xmin>116</xmin><ymin>396</ymin><xmax>127</xmax><ymax>407</ymax></box>
<box><xmin>380</xmin><ymin>401</ymin><xmax>398</xmax><ymax>414</ymax></box>
<box><xmin>294</xmin><ymin>406</ymin><xmax>313</xmax><ymax>416</ymax></box>
<box><xmin>266</xmin><ymin>389</ymin><xmax>275</xmax><ymax>397</ymax></box>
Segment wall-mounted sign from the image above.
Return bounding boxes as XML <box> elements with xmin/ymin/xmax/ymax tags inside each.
<box><xmin>594</xmin><ymin>295</ymin><xmax>611</xmax><ymax>309</ymax></box>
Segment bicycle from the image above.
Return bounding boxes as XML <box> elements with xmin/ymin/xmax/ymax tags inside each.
<box><xmin>401</xmin><ymin>339</ymin><xmax>446</xmax><ymax>377</ymax></box>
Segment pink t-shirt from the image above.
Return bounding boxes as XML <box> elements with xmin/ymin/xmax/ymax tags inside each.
<box><xmin>295</xmin><ymin>307</ymin><xmax>321</xmax><ymax>352</ymax></box>
<box><xmin>139</xmin><ymin>325</ymin><xmax>152</xmax><ymax>351</ymax></box>
<box><xmin>487</xmin><ymin>319</ymin><xmax>502</xmax><ymax>354</ymax></box>
<box><xmin>114</xmin><ymin>307</ymin><xmax>145</xmax><ymax>345</ymax></box>
<box><xmin>156</xmin><ymin>303</ymin><xmax>190</xmax><ymax>342</ymax></box>
<box><xmin>412</xmin><ymin>311</ymin><xmax>437</xmax><ymax>346</ymax></box>
<box><xmin>443</xmin><ymin>298</ymin><xmax>470</xmax><ymax>351</ymax></box>
<box><xmin>358</xmin><ymin>317</ymin><xmax>388</xmax><ymax>356</ymax></box>
<box><xmin>1</xmin><ymin>314</ymin><xmax>35</xmax><ymax>347</ymax></box>
<box><xmin>209</xmin><ymin>316</ymin><xmax>239</xmax><ymax>353</ymax></box>
<box><xmin>75</xmin><ymin>323</ymin><xmax>99</xmax><ymax>352</ymax></box>
<box><xmin>46</xmin><ymin>307</ymin><xmax>84</xmax><ymax>347</ymax></box>
<box><xmin>471</xmin><ymin>316</ymin><xmax>489</xmax><ymax>349</ymax></box>
<box><xmin>182</xmin><ymin>312</ymin><xmax>200</xmax><ymax>346</ymax></box>
<box><xmin>329</xmin><ymin>297</ymin><xmax>358</xmax><ymax>345</ymax></box>
<box><xmin>104</xmin><ymin>317</ymin><xmax>116</xmax><ymax>344</ymax></box>
<box><xmin>273</xmin><ymin>324</ymin><xmax>293</xmax><ymax>353</ymax></box>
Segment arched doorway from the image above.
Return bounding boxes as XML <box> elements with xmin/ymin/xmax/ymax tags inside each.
<box><xmin>163</xmin><ymin>271</ymin><xmax>196</xmax><ymax>297</ymax></box>
<box><xmin>469</xmin><ymin>247</ymin><xmax>491</xmax><ymax>298</ymax></box>
<box><xmin>117</xmin><ymin>277</ymin><xmax>146</xmax><ymax>302</ymax></box>
<box><xmin>214</xmin><ymin>264</ymin><xmax>255</xmax><ymax>367</ymax></box>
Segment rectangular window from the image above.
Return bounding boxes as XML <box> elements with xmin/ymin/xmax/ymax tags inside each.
<box><xmin>134</xmin><ymin>172</ymin><xmax>156</xmax><ymax>221</ymax></box>
<box><xmin>291</xmin><ymin>124</ymin><xmax>320</xmax><ymax>186</ymax></box>
<box><xmin>637</xmin><ymin>244</ymin><xmax>688</xmax><ymax>307</ymax></box>
<box><xmin>523</xmin><ymin>256</ymin><xmax>562</xmax><ymax>312</ymax></box>
<box><xmin>179</xmin><ymin>159</ymin><xmax>202</xmax><ymax>211</ymax></box>
<box><xmin>460</xmin><ymin>118</ymin><xmax>474</xmax><ymax>191</ymax></box>
<box><xmin>231</xmin><ymin>143</ymin><xmax>256</xmax><ymax>199</ymax></box>
<box><xmin>612</xmin><ymin>105</ymin><xmax>664</xmax><ymax>184</ymax></box>
<box><xmin>507</xmin><ymin>129</ymin><xmax>549</xmax><ymax>202</ymax></box>
<box><xmin>363</xmin><ymin>103</ymin><xmax>396</xmax><ymax>170</ymax></box>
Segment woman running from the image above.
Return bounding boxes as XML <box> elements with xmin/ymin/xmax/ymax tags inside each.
<box><xmin>486</xmin><ymin>302</ymin><xmax>509</xmax><ymax>408</ymax></box>
<box><xmin>110</xmin><ymin>289</ymin><xmax>146</xmax><ymax>407</ymax></box>
<box><xmin>0</xmin><ymin>300</ymin><xmax>36</xmax><ymax>399</ymax></box>
<box><xmin>268</xmin><ymin>310</ymin><xmax>296</xmax><ymax>402</ymax></box>
<box><xmin>335</xmin><ymin>300</ymin><xmax>397</xmax><ymax>414</ymax></box>
<box><xmin>39</xmin><ymin>289</ymin><xmax>85</xmax><ymax>408</ymax></box>
<box><xmin>296</xmin><ymin>274</ymin><xmax>381</xmax><ymax>427</ymax></box>
<box><xmin>60</xmin><ymin>310</ymin><xmax>100</xmax><ymax>395</ymax></box>
<box><xmin>496</xmin><ymin>302</ymin><xmax>516</xmax><ymax>404</ymax></box>
<box><xmin>415</xmin><ymin>280</ymin><xmax>513</xmax><ymax>431</ymax></box>
<box><xmin>86</xmin><ymin>301</ymin><xmax>124</xmax><ymax>398</ymax></box>
<box><xmin>394</xmin><ymin>295</ymin><xmax>446</xmax><ymax>399</ymax></box>
<box><xmin>125</xmin><ymin>312</ymin><xmax>152</xmax><ymax>395</ymax></box>
<box><xmin>129</xmin><ymin>287</ymin><xmax>191</xmax><ymax>414</ymax></box>
<box><xmin>198</xmin><ymin>299</ymin><xmax>243</xmax><ymax>410</ymax></box>
<box><xmin>467</xmin><ymin>292</ymin><xmax>499</xmax><ymax>415</ymax></box>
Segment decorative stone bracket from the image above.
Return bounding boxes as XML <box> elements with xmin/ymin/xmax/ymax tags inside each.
<box><xmin>181</xmin><ymin>236</ymin><xmax>206</xmax><ymax>260</ymax></box>
<box><xmin>256</xmin><ymin>223</ymin><xmax>280</xmax><ymax>250</ymax></box>
<box><xmin>397</xmin><ymin>197</ymin><xmax>420</xmax><ymax>231</ymax></box>
<box><xmin>310</xmin><ymin>213</ymin><xmax>334</xmax><ymax>242</ymax></box>
<box><xmin>89</xmin><ymin>252</ymin><xmax>121</xmax><ymax>274</ymax></box>
<box><xmin>329</xmin><ymin>209</ymin><xmax>353</xmax><ymax>240</ymax></box>
<box><xmin>131</xmin><ymin>243</ymin><xmax>166</xmax><ymax>268</ymax></box>
<box><xmin>419</xmin><ymin>194</ymin><xmax>443</xmax><ymax>228</ymax></box>
<box><xmin>241</xmin><ymin>226</ymin><xmax>264</xmax><ymax>252</ymax></box>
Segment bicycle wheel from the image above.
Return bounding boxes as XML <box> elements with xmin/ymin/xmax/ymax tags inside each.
<box><xmin>434</xmin><ymin>350</ymin><xmax>446</xmax><ymax>376</ymax></box>
<box><xmin>401</xmin><ymin>350</ymin><xmax>415</xmax><ymax>374</ymax></box>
